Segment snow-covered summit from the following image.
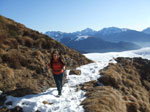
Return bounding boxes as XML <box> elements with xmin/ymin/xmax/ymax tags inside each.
<box><xmin>98</xmin><ymin>27</ymin><xmax>129</xmax><ymax>35</ymax></box>
<box><xmin>73</xmin><ymin>28</ymin><xmax>96</xmax><ymax>37</ymax></box>
<box><xmin>45</xmin><ymin>31</ymin><xmax>64</xmax><ymax>41</ymax></box>
<box><xmin>80</xmin><ymin>28</ymin><xmax>95</xmax><ymax>34</ymax></box>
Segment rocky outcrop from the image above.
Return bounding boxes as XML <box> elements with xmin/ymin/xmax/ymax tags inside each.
<box><xmin>0</xmin><ymin>106</ymin><xmax>23</xmax><ymax>112</ymax></box>
<box><xmin>81</xmin><ymin>57</ymin><xmax>150</xmax><ymax>112</ymax></box>
<box><xmin>69</xmin><ymin>69</ymin><xmax>81</xmax><ymax>75</ymax></box>
<box><xmin>0</xmin><ymin>95</ymin><xmax>6</xmax><ymax>106</ymax></box>
<box><xmin>0</xmin><ymin>15</ymin><xmax>92</xmax><ymax>98</ymax></box>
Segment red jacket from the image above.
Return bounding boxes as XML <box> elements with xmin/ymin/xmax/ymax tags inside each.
<box><xmin>49</xmin><ymin>58</ymin><xmax>65</xmax><ymax>75</ymax></box>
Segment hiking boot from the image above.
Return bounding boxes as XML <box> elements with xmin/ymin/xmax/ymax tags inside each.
<box><xmin>55</xmin><ymin>91</ymin><xmax>61</xmax><ymax>97</ymax></box>
<box><xmin>56</xmin><ymin>95</ymin><xmax>61</xmax><ymax>97</ymax></box>
<box><xmin>58</xmin><ymin>91</ymin><xmax>61</xmax><ymax>96</ymax></box>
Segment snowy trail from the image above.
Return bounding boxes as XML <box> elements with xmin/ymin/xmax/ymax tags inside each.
<box><xmin>4</xmin><ymin>47</ymin><xmax>150</xmax><ymax>112</ymax></box>
<box><xmin>5</xmin><ymin>62</ymin><xmax>107</xmax><ymax>112</ymax></box>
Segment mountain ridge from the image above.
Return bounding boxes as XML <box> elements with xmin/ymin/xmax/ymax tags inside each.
<box><xmin>45</xmin><ymin>27</ymin><xmax>150</xmax><ymax>41</ymax></box>
<box><xmin>45</xmin><ymin>27</ymin><xmax>146</xmax><ymax>53</ymax></box>
<box><xmin>45</xmin><ymin>27</ymin><xmax>150</xmax><ymax>53</ymax></box>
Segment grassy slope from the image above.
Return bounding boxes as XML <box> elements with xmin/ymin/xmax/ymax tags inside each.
<box><xmin>0</xmin><ymin>15</ymin><xmax>92</xmax><ymax>97</ymax></box>
<box><xmin>81</xmin><ymin>57</ymin><xmax>150</xmax><ymax>112</ymax></box>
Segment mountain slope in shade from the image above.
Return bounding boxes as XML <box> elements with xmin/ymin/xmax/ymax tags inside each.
<box><xmin>142</xmin><ymin>27</ymin><xmax>150</xmax><ymax>34</ymax></box>
<box><xmin>98</xmin><ymin>29</ymin><xmax>150</xmax><ymax>42</ymax></box>
<box><xmin>0</xmin><ymin>15</ymin><xmax>92</xmax><ymax>97</ymax></box>
<box><xmin>61</xmin><ymin>36</ymin><xmax>140</xmax><ymax>53</ymax></box>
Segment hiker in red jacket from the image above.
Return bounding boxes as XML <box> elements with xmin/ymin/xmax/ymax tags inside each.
<box><xmin>49</xmin><ymin>50</ymin><xmax>65</xmax><ymax>96</ymax></box>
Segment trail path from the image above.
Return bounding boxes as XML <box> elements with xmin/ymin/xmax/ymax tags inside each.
<box><xmin>4</xmin><ymin>48</ymin><xmax>150</xmax><ymax>112</ymax></box>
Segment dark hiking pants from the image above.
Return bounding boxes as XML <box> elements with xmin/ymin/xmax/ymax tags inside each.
<box><xmin>53</xmin><ymin>73</ymin><xmax>64</xmax><ymax>95</ymax></box>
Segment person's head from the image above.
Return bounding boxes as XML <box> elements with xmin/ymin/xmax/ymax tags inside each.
<box><xmin>52</xmin><ymin>50</ymin><xmax>59</xmax><ymax>59</ymax></box>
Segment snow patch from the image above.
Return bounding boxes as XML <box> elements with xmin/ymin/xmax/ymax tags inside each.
<box><xmin>75</xmin><ymin>35</ymin><xmax>90</xmax><ymax>41</ymax></box>
<box><xmin>0</xmin><ymin>90</ymin><xmax>2</xmax><ymax>95</ymax></box>
<box><xmin>5</xmin><ymin>60</ymin><xmax>105</xmax><ymax>112</ymax></box>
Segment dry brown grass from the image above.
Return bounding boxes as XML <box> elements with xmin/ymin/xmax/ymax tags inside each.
<box><xmin>0</xmin><ymin>15</ymin><xmax>15</xmax><ymax>25</ymax></box>
<box><xmin>0</xmin><ymin>65</ymin><xmax>16</xmax><ymax>92</ymax></box>
<box><xmin>0</xmin><ymin>43</ymin><xmax>10</xmax><ymax>49</ymax></box>
<box><xmin>2</xmin><ymin>50</ymin><xmax>21</xmax><ymax>69</ymax></box>
<box><xmin>0</xmin><ymin>15</ymin><xmax>92</xmax><ymax>98</ymax></box>
<box><xmin>82</xmin><ymin>57</ymin><xmax>150</xmax><ymax>112</ymax></box>
<box><xmin>23</xmin><ymin>36</ymin><xmax>34</xmax><ymax>47</ymax></box>
<box><xmin>0</xmin><ymin>48</ymin><xmax>6</xmax><ymax>55</ymax></box>
<box><xmin>32</xmin><ymin>50</ymin><xmax>42</xmax><ymax>58</ymax></box>
<box><xmin>0</xmin><ymin>67</ymin><xmax>14</xmax><ymax>79</ymax></box>
<box><xmin>34</xmin><ymin>38</ymin><xmax>47</xmax><ymax>49</ymax></box>
<box><xmin>82</xmin><ymin>86</ymin><xmax>127</xmax><ymax>112</ymax></box>
<box><xmin>4</xmin><ymin>38</ymin><xmax>18</xmax><ymax>49</ymax></box>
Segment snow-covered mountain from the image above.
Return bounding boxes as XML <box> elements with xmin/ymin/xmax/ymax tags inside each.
<box><xmin>142</xmin><ymin>27</ymin><xmax>150</xmax><ymax>34</ymax></box>
<box><xmin>97</xmin><ymin>27</ymin><xmax>129</xmax><ymax>36</ymax></box>
<box><xmin>79</xmin><ymin>28</ymin><xmax>96</xmax><ymax>36</ymax></box>
<box><xmin>45</xmin><ymin>27</ymin><xmax>129</xmax><ymax>41</ymax></box>
<box><xmin>45</xmin><ymin>27</ymin><xmax>150</xmax><ymax>43</ymax></box>
<box><xmin>4</xmin><ymin>47</ymin><xmax>150</xmax><ymax>112</ymax></box>
<box><xmin>45</xmin><ymin>28</ymin><xmax>96</xmax><ymax>42</ymax></box>
<box><xmin>45</xmin><ymin>31</ymin><xmax>64</xmax><ymax>41</ymax></box>
<box><xmin>45</xmin><ymin>27</ymin><xmax>150</xmax><ymax>53</ymax></box>
<box><xmin>97</xmin><ymin>29</ymin><xmax>150</xmax><ymax>43</ymax></box>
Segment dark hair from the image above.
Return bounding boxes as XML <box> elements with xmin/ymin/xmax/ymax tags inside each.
<box><xmin>52</xmin><ymin>50</ymin><xmax>59</xmax><ymax>57</ymax></box>
<box><xmin>51</xmin><ymin>49</ymin><xmax>60</xmax><ymax>61</ymax></box>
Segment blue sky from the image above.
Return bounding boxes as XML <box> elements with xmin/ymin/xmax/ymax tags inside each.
<box><xmin>0</xmin><ymin>0</ymin><xmax>150</xmax><ymax>33</ymax></box>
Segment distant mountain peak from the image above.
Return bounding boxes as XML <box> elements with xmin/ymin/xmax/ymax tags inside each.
<box><xmin>121</xmin><ymin>28</ymin><xmax>129</xmax><ymax>32</ymax></box>
<box><xmin>79</xmin><ymin>28</ymin><xmax>96</xmax><ymax>35</ymax></box>
<box><xmin>99</xmin><ymin>27</ymin><xmax>122</xmax><ymax>35</ymax></box>
<box><xmin>142</xmin><ymin>27</ymin><xmax>150</xmax><ymax>34</ymax></box>
<box><xmin>45</xmin><ymin>31</ymin><xmax>64</xmax><ymax>41</ymax></box>
<box><xmin>98</xmin><ymin>27</ymin><xmax>129</xmax><ymax>36</ymax></box>
<box><xmin>81</xmin><ymin>28</ymin><xmax>95</xmax><ymax>32</ymax></box>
